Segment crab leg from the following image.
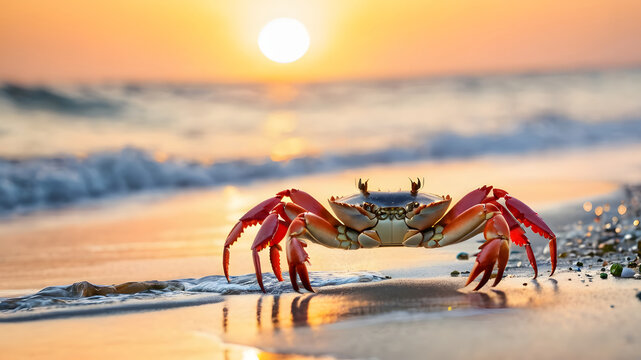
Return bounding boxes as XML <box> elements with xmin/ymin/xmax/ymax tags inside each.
<box><xmin>224</xmin><ymin>196</ymin><xmax>282</xmax><ymax>281</ymax></box>
<box><xmin>489</xmin><ymin>188</ymin><xmax>557</xmax><ymax>275</ymax></box>
<box><xmin>466</xmin><ymin>214</ymin><xmax>511</xmax><ymax>290</ymax></box>
<box><xmin>251</xmin><ymin>214</ymin><xmax>289</xmax><ymax>292</ymax></box>
<box><xmin>430</xmin><ymin>203</ymin><xmax>500</xmax><ymax>247</ymax></box>
<box><xmin>277</xmin><ymin>189</ymin><xmax>341</xmax><ymax>226</ymax></box>
<box><xmin>440</xmin><ymin>186</ymin><xmax>556</xmax><ymax>276</ymax></box>
<box><xmin>438</xmin><ymin>186</ymin><xmax>493</xmax><ymax>226</ymax></box>
<box><xmin>285</xmin><ymin>212</ymin><xmax>357</xmax><ymax>292</ymax></box>
<box><xmin>287</xmin><ymin>237</ymin><xmax>312</xmax><ymax>292</ymax></box>
<box><xmin>484</xmin><ymin>199</ymin><xmax>539</xmax><ymax>278</ymax></box>
<box><xmin>224</xmin><ymin>189</ymin><xmax>340</xmax><ymax>290</ymax></box>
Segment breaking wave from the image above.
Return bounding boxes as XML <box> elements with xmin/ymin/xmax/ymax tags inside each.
<box><xmin>1</xmin><ymin>114</ymin><xmax>641</xmax><ymax>214</ymax></box>
<box><xmin>0</xmin><ymin>83</ymin><xmax>123</xmax><ymax>117</ymax></box>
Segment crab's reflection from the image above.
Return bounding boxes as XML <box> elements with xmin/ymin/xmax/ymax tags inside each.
<box><xmin>219</xmin><ymin>280</ymin><xmax>546</xmax><ymax>333</ymax></box>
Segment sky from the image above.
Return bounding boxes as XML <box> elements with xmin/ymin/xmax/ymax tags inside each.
<box><xmin>1</xmin><ymin>0</ymin><xmax>641</xmax><ymax>83</ymax></box>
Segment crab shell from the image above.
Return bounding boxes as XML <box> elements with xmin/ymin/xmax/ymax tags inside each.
<box><xmin>329</xmin><ymin>191</ymin><xmax>452</xmax><ymax>246</ymax></box>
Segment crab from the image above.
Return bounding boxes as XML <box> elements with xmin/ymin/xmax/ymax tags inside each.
<box><xmin>223</xmin><ymin>179</ymin><xmax>557</xmax><ymax>292</ymax></box>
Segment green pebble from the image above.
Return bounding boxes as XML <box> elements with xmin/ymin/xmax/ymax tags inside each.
<box><xmin>600</xmin><ymin>273</ymin><xmax>608</xmax><ymax>279</ymax></box>
<box><xmin>577</xmin><ymin>261</ymin><xmax>584</xmax><ymax>267</ymax></box>
<box><xmin>610</xmin><ymin>263</ymin><xmax>623</xmax><ymax>277</ymax></box>
<box><xmin>450</xmin><ymin>270</ymin><xmax>460</xmax><ymax>277</ymax></box>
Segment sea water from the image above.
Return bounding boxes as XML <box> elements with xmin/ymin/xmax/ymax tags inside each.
<box><xmin>1</xmin><ymin>68</ymin><xmax>640</xmax><ymax>214</ymax></box>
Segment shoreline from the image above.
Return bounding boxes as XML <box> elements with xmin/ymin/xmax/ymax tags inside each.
<box><xmin>1</xmin><ymin>148</ymin><xmax>641</xmax><ymax>359</ymax></box>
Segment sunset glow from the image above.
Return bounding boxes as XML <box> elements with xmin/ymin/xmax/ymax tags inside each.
<box><xmin>1</xmin><ymin>0</ymin><xmax>641</xmax><ymax>83</ymax></box>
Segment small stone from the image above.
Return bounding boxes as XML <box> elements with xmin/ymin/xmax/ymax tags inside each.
<box><xmin>637</xmin><ymin>292</ymin><xmax>641</xmax><ymax>301</ymax></box>
<box><xmin>456</xmin><ymin>252</ymin><xmax>469</xmax><ymax>261</ymax></box>
<box><xmin>577</xmin><ymin>261</ymin><xmax>584</xmax><ymax>267</ymax></box>
<box><xmin>597</xmin><ymin>258</ymin><xmax>603</xmax><ymax>262</ymax></box>
<box><xmin>610</xmin><ymin>263</ymin><xmax>623</xmax><ymax>277</ymax></box>
<box><xmin>600</xmin><ymin>273</ymin><xmax>608</xmax><ymax>279</ymax></box>
<box><xmin>634</xmin><ymin>274</ymin><xmax>641</xmax><ymax>279</ymax></box>
<box><xmin>610</xmin><ymin>305</ymin><xmax>615</xmax><ymax>308</ymax></box>
<box><xmin>621</xmin><ymin>267</ymin><xmax>635</xmax><ymax>278</ymax></box>
<box><xmin>601</xmin><ymin>267</ymin><xmax>606</xmax><ymax>271</ymax></box>
<box><xmin>522</xmin><ymin>282</ymin><xmax>527</xmax><ymax>286</ymax></box>
<box><xmin>450</xmin><ymin>270</ymin><xmax>460</xmax><ymax>277</ymax></box>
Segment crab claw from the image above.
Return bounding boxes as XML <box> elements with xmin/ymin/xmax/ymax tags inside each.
<box><xmin>223</xmin><ymin>196</ymin><xmax>282</xmax><ymax>282</ymax></box>
<box><xmin>466</xmin><ymin>215</ymin><xmax>510</xmax><ymax>290</ymax></box>
<box><xmin>286</xmin><ymin>236</ymin><xmax>313</xmax><ymax>293</ymax></box>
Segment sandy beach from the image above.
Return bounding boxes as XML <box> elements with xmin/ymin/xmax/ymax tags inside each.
<box><xmin>2</xmin><ymin>145</ymin><xmax>641</xmax><ymax>359</ymax></box>
<box><xmin>3</xmin><ymin>3</ymin><xmax>641</xmax><ymax>359</ymax></box>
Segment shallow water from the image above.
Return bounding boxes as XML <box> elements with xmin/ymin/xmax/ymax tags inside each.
<box><xmin>0</xmin><ymin>271</ymin><xmax>387</xmax><ymax>321</ymax></box>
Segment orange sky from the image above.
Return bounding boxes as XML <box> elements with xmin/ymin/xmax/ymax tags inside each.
<box><xmin>1</xmin><ymin>0</ymin><xmax>641</xmax><ymax>83</ymax></box>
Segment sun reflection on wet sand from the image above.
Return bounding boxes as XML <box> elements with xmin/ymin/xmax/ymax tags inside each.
<box><xmin>219</xmin><ymin>279</ymin><xmax>555</xmax><ymax>336</ymax></box>
<box><xmin>1</xmin><ymin>275</ymin><xmax>638</xmax><ymax>360</ymax></box>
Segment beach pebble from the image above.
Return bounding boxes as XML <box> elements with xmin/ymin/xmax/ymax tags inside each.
<box><xmin>450</xmin><ymin>270</ymin><xmax>460</xmax><ymax>277</ymax></box>
<box><xmin>610</xmin><ymin>263</ymin><xmax>623</xmax><ymax>277</ymax></box>
<box><xmin>456</xmin><ymin>252</ymin><xmax>469</xmax><ymax>261</ymax></box>
<box><xmin>600</xmin><ymin>273</ymin><xmax>608</xmax><ymax>279</ymax></box>
<box><xmin>634</xmin><ymin>274</ymin><xmax>641</xmax><ymax>279</ymax></box>
<box><xmin>620</xmin><ymin>268</ymin><xmax>635</xmax><ymax>278</ymax></box>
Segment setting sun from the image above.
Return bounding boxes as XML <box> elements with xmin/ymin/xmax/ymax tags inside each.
<box><xmin>258</xmin><ymin>18</ymin><xmax>310</xmax><ymax>63</ymax></box>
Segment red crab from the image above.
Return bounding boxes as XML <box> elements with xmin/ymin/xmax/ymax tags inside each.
<box><xmin>223</xmin><ymin>180</ymin><xmax>557</xmax><ymax>292</ymax></box>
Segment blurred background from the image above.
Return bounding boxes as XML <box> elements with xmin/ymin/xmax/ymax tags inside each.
<box><xmin>1</xmin><ymin>0</ymin><xmax>641</xmax><ymax>214</ymax></box>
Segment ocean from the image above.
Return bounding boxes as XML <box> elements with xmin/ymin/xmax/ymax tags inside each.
<box><xmin>1</xmin><ymin>68</ymin><xmax>641</xmax><ymax>214</ymax></box>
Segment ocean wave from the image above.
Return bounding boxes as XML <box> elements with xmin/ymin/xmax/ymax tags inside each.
<box><xmin>1</xmin><ymin>113</ymin><xmax>640</xmax><ymax>215</ymax></box>
<box><xmin>0</xmin><ymin>83</ymin><xmax>122</xmax><ymax>117</ymax></box>
<box><xmin>0</xmin><ymin>271</ymin><xmax>386</xmax><ymax>321</ymax></box>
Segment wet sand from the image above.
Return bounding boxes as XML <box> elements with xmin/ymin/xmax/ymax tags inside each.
<box><xmin>1</xmin><ymin>276</ymin><xmax>639</xmax><ymax>359</ymax></box>
<box><xmin>1</xmin><ymin>144</ymin><xmax>641</xmax><ymax>359</ymax></box>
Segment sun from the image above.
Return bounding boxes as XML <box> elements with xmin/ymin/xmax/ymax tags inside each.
<box><xmin>258</xmin><ymin>18</ymin><xmax>310</xmax><ymax>64</ymax></box>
